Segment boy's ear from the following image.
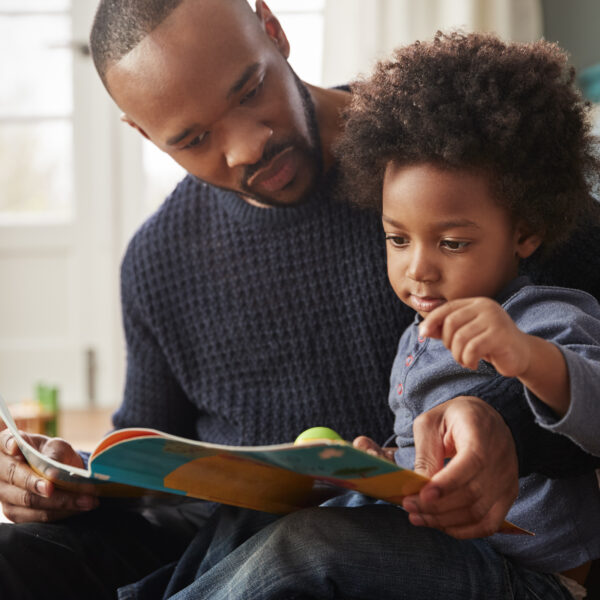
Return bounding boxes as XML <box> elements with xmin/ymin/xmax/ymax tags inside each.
<box><xmin>121</xmin><ymin>113</ymin><xmax>150</xmax><ymax>141</ymax></box>
<box><xmin>255</xmin><ymin>1</ymin><xmax>290</xmax><ymax>59</ymax></box>
<box><xmin>515</xmin><ymin>225</ymin><xmax>543</xmax><ymax>259</ymax></box>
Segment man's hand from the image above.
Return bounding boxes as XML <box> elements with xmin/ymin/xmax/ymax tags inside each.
<box><xmin>420</xmin><ymin>297</ymin><xmax>530</xmax><ymax>376</ymax></box>
<box><xmin>401</xmin><ymin>396</ymin><xmax>519</xmax><ymax>539</ymax></box>
<box><xmin>0</xmin><ymin>429</ymin><xmax>99</xmax><ymax>523</ymax></box>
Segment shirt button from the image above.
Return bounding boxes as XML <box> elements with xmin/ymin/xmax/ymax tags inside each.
<box><xmin>397</xmin><ymin>383</ymin><xmax>403</xmax><ymax>395</ymax></box>
<box><xmin>418</xmin><ymin>335</ymin><xmax>425</xmax><ymax>343</ymax></box>
<box><xmin>405</xmin><ymin>355</ymin><xmax>413</xmax><ymax>366</ymax></box>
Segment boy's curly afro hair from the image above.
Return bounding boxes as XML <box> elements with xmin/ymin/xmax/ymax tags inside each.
<box><xmin>335</xmin><ymin>31</ymin><xmax>600</xmax><ymax>250</ymax></box>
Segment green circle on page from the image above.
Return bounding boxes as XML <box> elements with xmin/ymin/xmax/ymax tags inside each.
<box><xmin>294</xmin><ymin>427</ymin><xmax>343</xmax><ymax>444</ymax></box>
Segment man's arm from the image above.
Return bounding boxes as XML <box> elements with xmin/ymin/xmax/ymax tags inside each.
<box><xmin>466</xmin><ymin>375</ymin><xmax>600</xmax><ymax>477</ymax></box>
<box><xmin>114</xmin><ymin>232</ymin><xmax>199</xmax><ymax>436</ymax></box>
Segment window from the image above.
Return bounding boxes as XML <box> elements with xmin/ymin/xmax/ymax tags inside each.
<box><xmin>0</xmin><ymin>3</ymin><xmax>73</xmax><ymax>221</ymax></box>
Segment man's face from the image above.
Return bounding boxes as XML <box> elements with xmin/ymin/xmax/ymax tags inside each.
<box><xmin>106</xmin><ymin>0</ymin><xmax>322</xmax><ymax>206</ymax></box>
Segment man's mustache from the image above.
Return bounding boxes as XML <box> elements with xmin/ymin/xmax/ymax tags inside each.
<box><xmin>242</xmin><ymin>141</ymin><xmax>293</xmax><ymax>188</ymax></box>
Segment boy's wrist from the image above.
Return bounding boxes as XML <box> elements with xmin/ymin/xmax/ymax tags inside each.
<box><xmin>516</xmin><ymin>335</ymin><xmax>570</xmax><ymax>417</ymax></box>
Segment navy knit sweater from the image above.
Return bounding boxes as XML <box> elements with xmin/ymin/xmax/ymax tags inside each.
<box><xmin>114</xmin><ymin>172</ymin><xmax>600</xmax><ymax>475</ymax></box>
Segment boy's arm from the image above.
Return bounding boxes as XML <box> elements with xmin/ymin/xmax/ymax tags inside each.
<box><xmin>515</xmin><ymin>335</ymin><xmax>569</xmax><ymax>417</ymax></box>
<box><xmin>525</xmin><ymin>346</ymin><xmax>600</xmax><ymax>456</ymax></box>
<box><xmin>420</xmin><ymin>297</ymin><xmax>571</xmax><ymax>416</ymax></box>
<box><xmin>422</xmin><ymin>296</ymin><xmax>600</xmax><ymax>475</ymax></box>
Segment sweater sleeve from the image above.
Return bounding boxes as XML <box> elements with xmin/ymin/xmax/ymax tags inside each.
<box><xmin>522</xmin><ymin>211</ymin><xmax>600</xmax><ymax>299</ymax></box>
<box><xmin>526</xmin><ymin>345</ymin><xmax>600</xmax><ymax>455</ymax></box>
<box><xmin>463</xmin><ymin>375</ymin><xmax>600</xmax><ymax>477</ymax></box>
<box><xmin>112</xmin><ymin>233</ymin><xmax>199</xmax><ymax>438</ymax></box>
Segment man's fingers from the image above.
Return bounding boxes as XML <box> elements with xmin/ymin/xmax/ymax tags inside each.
<box><xmin>411</xmin><ymin>411</ymin><xmax>447</xmax><ymax>479</ymax></box>
<box><xmin>435</xmin><ymin>501</ymin><xmax>512</xmax><ymax>539</ymax></box>
<box><xmin>38</xmin><ymin>437</ymin><xmax>85</xmax><ymax>468</ymax></box>
<box><xmin>0</xmin><ymin>479</ymin><xmax>98</xmax><ymax>522</ymax></box>
<box><xmin>0</xmin><ymin>430</ymin><xmax>23</xmax><ymax>458</ymax></box>
<box><xmin>403</xmin><ymin>466</ymin><xmax>517</xmax><ymax>539</ymax></box>
<box><xmin>1</xmin><ymin>500</ymin><xmax>80</xmax><ymax>525</ymax></box>
<box><xmin>402</xmin><ymin>453</ymin><xmax>488</xmax><ymax>523</ymax></box>
<box><xmin>0</xmin><ymin>456</ymin><xmax>50</xmax><ymax>497</ymax></box>
<box><xmin>404</xmin><ymin>486</ymin><xmax>492</xmax><ymax>529</ymax></box>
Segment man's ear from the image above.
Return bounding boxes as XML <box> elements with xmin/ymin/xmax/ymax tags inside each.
<box><xmin>120</xmin><ymin>113</ymin><xmax>150</xmax><ymax>141</ymax></box>
<box><xmin>255</xmin><ymin>1</ymin><xmax>290</xmax><ymax>59</ymax></box>
<box><xmin>515</xmin><ymin>225</ymin><xmax>543</xmax><ymax>259</ymax></box>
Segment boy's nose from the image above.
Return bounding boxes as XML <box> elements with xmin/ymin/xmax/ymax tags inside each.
<box><xmin>406</xmin><ymin>248</ymin><xmax>439</xmax><ymax>283</ymax></box>
<box><xmin>223</xmin><ymin>117</ymin><xmax>273</xmax><ymax>169</ymax></box>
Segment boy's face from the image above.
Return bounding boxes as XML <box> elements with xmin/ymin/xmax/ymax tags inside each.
<box><xmin>105</xmin><ymin>0</ymin><xmax>321</xmax><ymax>208</ymax></box>
<box><xmin>382</xmin><ymin>163</ymin><xmax>535</xmax><ymax>317</ymax></box>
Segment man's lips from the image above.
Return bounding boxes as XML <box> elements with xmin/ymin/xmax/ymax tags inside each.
<box><xmin>246</xmin><ymin>147</ymin><xmax>296</xmax><ymax>193</ymax></box>
<box><xmin>408</xmin><ymin>295</ymin><xmax>446</xmax><ymax>313</ymax></box>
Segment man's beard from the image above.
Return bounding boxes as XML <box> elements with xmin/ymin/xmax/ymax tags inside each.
<box><xmin>219</xmin><ymin>68</ymin><xmax>324</xmax><ymax>208</ymax></box>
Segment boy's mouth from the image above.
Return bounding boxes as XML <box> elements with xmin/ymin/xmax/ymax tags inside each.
<box><xmin>408</xmin><ymin>294</ymin><xmax>446</xmax><ymax>313</ymax></box>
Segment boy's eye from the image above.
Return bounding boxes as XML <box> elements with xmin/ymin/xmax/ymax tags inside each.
<box><xmin>240</xmin><ymin>78</ymin><xmax>264</xmax><ymax>105</ymax></box>
<box><xmin>183</xmin><ymin>131</ymin><xmax>209</xmax><ymax>150</ymax></box>
<box><xmin>385</xmin><ymin>234</ymin><xmax>409</xmax><ymax>248</ymax></box>
<box><xmin>441</xmin><ymin>239</ymin><xmax>470</xmax><ymax>251</ymax></box>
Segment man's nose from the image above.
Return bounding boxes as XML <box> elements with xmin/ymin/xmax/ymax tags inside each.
<box><xmin>222</xmin><ymin>116</ymin><xmax>273</xmax><ymax>169</ymax></box>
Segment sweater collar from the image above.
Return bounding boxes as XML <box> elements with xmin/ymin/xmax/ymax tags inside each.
<box><xmin>213</xmin><ymin>167</ymin><xmax>341</xmax><ymax>227</ymax></box>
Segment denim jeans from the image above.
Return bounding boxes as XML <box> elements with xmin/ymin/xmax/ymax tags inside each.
<box><xmin>121</xmin><ymin>498</ymin><xmax>573</xmax><ymax>600</ymax></box>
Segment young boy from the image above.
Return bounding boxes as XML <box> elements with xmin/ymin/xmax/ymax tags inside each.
<box><xmin>336</xmin><ymin>31</ymin><xmax>600</xmax><ymax>591</ymax></box>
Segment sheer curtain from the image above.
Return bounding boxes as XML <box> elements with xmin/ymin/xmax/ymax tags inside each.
<box><xmin>322</xmin><ymin>0</ymin><xmax>542</xmax><ymax>86</ymax></box>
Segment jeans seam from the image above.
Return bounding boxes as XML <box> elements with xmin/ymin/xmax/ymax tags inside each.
<box><xmin>502</xmin><ymin>556</ymin><xmax>516</xmax><ymax>600</ymax></box>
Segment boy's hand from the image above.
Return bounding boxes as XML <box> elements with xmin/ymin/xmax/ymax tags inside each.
<box><xmin>420</xmin><ymin>297</ymin><xmax>530</xmax><ymax>377</ymax></box>
<box><xmin>352</xmin><ymin>436</ymin><xmax>396</xmax><ymax>463</ymax></box>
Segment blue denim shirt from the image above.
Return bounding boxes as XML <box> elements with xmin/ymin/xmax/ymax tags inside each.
<box><xmin>390</xmin><ymin>276</ymin><xmax>600</xmax><ymax>571</ymax></box>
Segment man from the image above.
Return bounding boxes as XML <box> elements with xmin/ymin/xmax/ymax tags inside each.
<box><xmin>0</xmin><ymin>1</ymin><xmax>598</xmax><ymax>598</ymax></box>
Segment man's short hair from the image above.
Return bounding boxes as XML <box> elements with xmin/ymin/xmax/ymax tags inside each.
<box><xmin>90</xmin><ymin>0</ymin><xmax>185</xmax><ymax>88</ymax></box>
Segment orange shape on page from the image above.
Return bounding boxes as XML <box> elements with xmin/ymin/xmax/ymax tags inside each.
<box><xmin>163</xmin><ymin>454</ymin><xmax>316</xmax><ymax>514</ymax></box>
<box><xmin>349</xmin><ymin>469</ymin><xmax>429</xmax><ymax>503</ymax></box>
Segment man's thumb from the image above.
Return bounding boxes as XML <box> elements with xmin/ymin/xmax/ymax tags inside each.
<box><xmin>412</xmin><ymin>414</ymin><xmax>446</xmax><ymax>478</ymax></box>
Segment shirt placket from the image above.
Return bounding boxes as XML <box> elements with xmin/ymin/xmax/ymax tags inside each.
<box><xmin>396</xmin><ymin>324</ymin><xmax>428</xmax><ymax>400</ymax></box>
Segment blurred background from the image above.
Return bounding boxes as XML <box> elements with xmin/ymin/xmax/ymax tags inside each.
<box><xmin>0</xmin><ymin>0</ymin><xmax>599</xmax><ymax>439</ymax></box>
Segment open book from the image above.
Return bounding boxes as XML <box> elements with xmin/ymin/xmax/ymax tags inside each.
<box><xmin>0</xmin><ymin>395</ymin><xmax>528</xmax><ymax>534</ymax></box>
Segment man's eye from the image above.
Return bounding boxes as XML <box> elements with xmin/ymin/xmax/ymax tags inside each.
<box><xmin>240</xmin><ymin>79</ymin><xmax>264</xmax><ymax>105</ymax></box>
<box><xmin>183</xmin><ymin>132</ymin><xmax>209</xmax><ymax>149</ymax></box>
<box><xmin>441</xmin><ymin>240</ymin><xmax>469</xmax><ymax>251</ymax></box>
<box><xmin>385</xmin><ymin>234</ymin><xmax>408</xmax><ymax>248</ymax></box>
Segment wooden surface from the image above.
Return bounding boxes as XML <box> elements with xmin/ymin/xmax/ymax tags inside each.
<box><xmin>58</xmin><ymin>406</ymin><xmax>116</xmax><ymax>452</ymax></box>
